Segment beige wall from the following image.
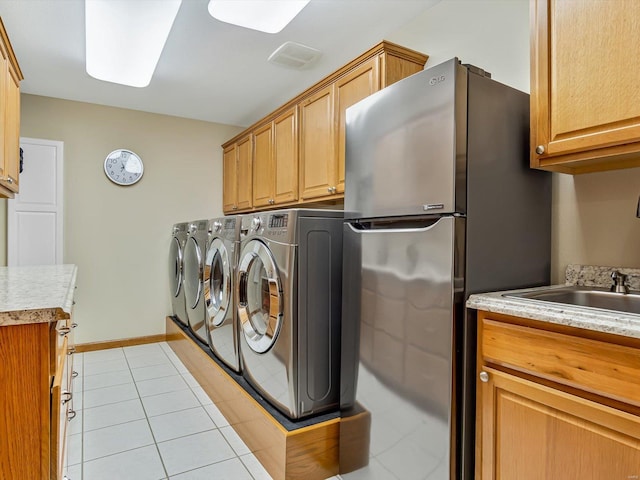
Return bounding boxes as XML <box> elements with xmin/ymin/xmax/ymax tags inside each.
<box><xmin>19</xmin><ymin>94</ymin><xmax>242</xmax><ymax>344</ymax></box>
<box><xmin>390</xmin><ymin>0</ymin><xmax>640</xmax><ymax>283</ymax></box>
<box><xmin>6</xmin><ymin>1</ymin><xmax>640</xmax><ymax>344</ymax></box>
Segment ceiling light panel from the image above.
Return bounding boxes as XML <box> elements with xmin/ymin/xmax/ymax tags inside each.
<box><xmin>208</xmin><ymin>0</ymin><xmax>310</xmax><ymax>34</ymax></box>
<box><xmin>85</xmin><ymin>0</ymin><xmax>182</xmax><ymax>88</ymax></box>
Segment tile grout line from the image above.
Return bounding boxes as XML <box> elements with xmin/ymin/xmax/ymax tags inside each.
<box><xmin>79</xmin><ymin>342</ymin><xmax>266</xmax><ymax>480</ymax></box>
<box><xmin>122</xmin><ymin>345</ymin><xmax>172</xmax><ymax>480</ymax></box>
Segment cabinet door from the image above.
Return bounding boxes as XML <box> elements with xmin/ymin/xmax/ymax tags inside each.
<box><xmin>334</xmin><ymin>58</ymin><xmax>379</xmax><ymax>194</ymax></box>
<box><xmin>4</xmin><ymin>62</ymin><xmax>19</xmax><ymax>192</ymax></box>
<box><xmin>236</xmin><ymin>135</ymin><xmax>253</xmax><ymax>211</ymax></box>
<box><xmin>0</xmin><ymin>41</ymin><xmax>7</xmax><ymax>184</ymax></box>
<box><xmin>51</xmin><ymin>335</ymin><xmax>69</xmax><ymax>480</ymax></box>
<box><xmin>299</xmin><ymin>85</ymin><xmax>335</xmax><ymax>200</ymax></box>
<box><xmin>273</xmin><ymin>107</ymin><xmax>298</xmax><ymax>204</ymax></box>
<box><xmin>479</xmin><ymin>367</ymin><xmax>640</xmax><ymax>480</ymax></box>
<box><xmin>222</xmin><ymin>145</ymin><xmax>237</xmax><ymax>213</ymax></box>
<box><xmin>531</xmin><ymin>0</ymin><xmax>640</xmax><ymax>171</ymax></box>
<box><xmin>252</xmin><ymin>122</ymin><xmax>273</xmax><ymax>208</ymax></box>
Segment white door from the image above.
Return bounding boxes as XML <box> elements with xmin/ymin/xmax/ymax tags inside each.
<box><xmin>7</xmin><ymin>138</ymin><xmax>64</xmax><ymax>266</ymax></box>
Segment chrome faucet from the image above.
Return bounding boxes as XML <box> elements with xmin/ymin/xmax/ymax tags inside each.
<box><xmin>611</xmin><ymin>270</ymin><xmax>629</xmax><ymax>294</ymax></box>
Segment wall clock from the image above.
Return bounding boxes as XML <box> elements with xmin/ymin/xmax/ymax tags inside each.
<box><xmin>103</xmin><ymin>149</ymin><xmax>144</xmax><ymax>186</ymax></box>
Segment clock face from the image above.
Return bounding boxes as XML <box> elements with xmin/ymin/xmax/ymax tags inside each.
<box><xmin>104</xmin><ymin>149</ymin><xmax>144</xmax><ymax>186</ymax></box>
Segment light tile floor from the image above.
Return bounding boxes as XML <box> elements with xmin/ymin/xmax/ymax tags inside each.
<box><xmin>68</xmin><ymin>342</ymin><xmax>342</xmax><ymax>480</ymax></box>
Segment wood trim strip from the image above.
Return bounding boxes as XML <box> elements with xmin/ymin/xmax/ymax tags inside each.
<box><xmin>166</xmin><ymin>317</ymin><xmax>340</xmax><ymax>480</ymax></box>
<box><xmin>74</xmin><ymin>333</ymin><xmax>167</xmax><ymax>353</ymax></box>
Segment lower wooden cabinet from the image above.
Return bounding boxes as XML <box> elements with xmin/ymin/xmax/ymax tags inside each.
<box><xmin>0</xmin><ymin>316</ymin><xmax>76</xmax><ymax>480</ymax></box>
<box><xmin>476</xmin><ymin>310</ymin><xmax>640</xmax><ymax>479</ymax></box>
<box><xmin>479</xmin><ymin>367</ymin><xmax>640</xmax><ymax>479</ymax></box>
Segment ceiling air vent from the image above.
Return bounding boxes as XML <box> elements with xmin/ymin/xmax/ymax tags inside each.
<box><xmin>268</xmin><ymin>41</ymin><xmax>321</xmax><ymax>69</ymax></box>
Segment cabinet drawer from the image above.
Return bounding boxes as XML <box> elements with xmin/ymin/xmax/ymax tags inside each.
<box><xmin>481</xmin><ymin>317</ymin><xmax>640</xmax><ymax>407</ymax></box>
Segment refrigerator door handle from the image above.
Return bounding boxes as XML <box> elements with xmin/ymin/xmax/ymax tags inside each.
<box><xmin>346</xmin><ymin>216</ymin><xmax>449</xmax><ymax>233</ymax></box>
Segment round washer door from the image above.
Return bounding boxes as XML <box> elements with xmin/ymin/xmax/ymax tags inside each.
<box><xmin>183</xmin><ymin>236</ymin><xmax>203</xmax><ymax>310</ymax></box>
<box><xmin>205</xmin><ymin>238</ymin><xmax>231</xmax><ymax>327</ymax></box>
<box><xmin>168</xmin><ymin>237</ymin><xmax>183</xmax><ymax>298</ymax></box>
<box><xmin>237</xmin><ymin>239</ymin><xmax>283</xmax><ymax>354</ymax></box>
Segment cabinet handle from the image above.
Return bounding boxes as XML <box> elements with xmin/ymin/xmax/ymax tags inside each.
<box><xmin>58</xmin><ymin>326</ymin><xmax>71</xmax><ymax>336</ymax></box>
<box><xmin>68</xmin><ymin>410</ymin><xmax>77</xmax><ymax>421</ymax></box>
<box><xmin>479</xmin><ymin>371</ymin><xmax>490</xmax><ymax>383</ymax></box>
<box><xmin>535</xmin><ymin>145</ymin><xmax>545</xmax><ymax>155</ymax></box>
<box><xmin>6</xmin><ymin>177</ymin><xmax>13</xmax><ymax>184</ymax></box>
<box><xmin>72</xmin><ymin>370</ymin><xmax>79</xmax><ymax>378</ymax></box>
<box><xmin>71</xmin><ymin>322</ymin><xmax>78</xmax><ymax>329</ymax></box>
<box><xmin>232</xmin><ymin>205</ymin><xmax>238</xmax><ymax>211</ymax></box>
<box><xmin>61</xmin><ymin>391</ymin><xmax>72</xmax><ymax>404</ymax></box>
<box><xmin>67</xmin><ymin>346</ymin><xmax>76</xmax><ymax>355</ymax></box>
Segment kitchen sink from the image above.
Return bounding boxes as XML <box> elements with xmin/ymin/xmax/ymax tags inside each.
<box><xmin>505</xmin><ymin>286</ymin><xmax>640</xmax><ymax>315</ymax></box>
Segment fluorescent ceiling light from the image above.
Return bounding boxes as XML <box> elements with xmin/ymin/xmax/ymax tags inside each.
<box><xmin>85</xmin><ymin>0</ymin><xmax>182</xmax><ymax>88</ymax></box>
<box><xmin>208</xmin><ymin>0</ymin><xmax>310</xmax><ymax>34</ymax></box>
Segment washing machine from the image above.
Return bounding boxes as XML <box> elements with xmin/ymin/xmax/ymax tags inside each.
<box><xmin>183</xmin><ymin>219</ymin><xmax>211</xmax><ymax>344</ymax></box>
<box><xmin>237</xmin><ymin>209</ymin><xmax>344</xmax><ymax>419</ymax></box>
<box><xmin>204</xmin><ymin>216</ymin><xmax>241</xmax><ymax>372</ymax></box>
<box><xmin>169</xmin><ymin>222</ymin><xmax>189</xmax><ymax>326</ymax></box>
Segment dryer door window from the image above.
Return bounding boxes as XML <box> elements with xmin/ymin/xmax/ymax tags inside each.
<box><xmin>169</xmin><ymin>237</ymin><xmax>183</xmax><ymax>297</ymax></box>
<box><xmin>183</xmin><ymin>237</ymin><xmax>203</xmax><ymax>310</ymax></box>
<box><xmin>205</xmin><ymin>238</ymin><xmax>231</xmax><ymax>326</ymax></box>
<box><xmin>238</xmin><ymin>240</ymin><xmax>283</xmax><ymax>354</ymax></box>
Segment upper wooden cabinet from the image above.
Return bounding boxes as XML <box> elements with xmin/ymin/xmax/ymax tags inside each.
<box><xmin>0</xmin><ymin>18</ymin><xmax>23</xmax><ymax>197</ymax></box>
<box><xmin>475</xmin><ymin>311</ymin><xmax>640</xmax><ymax>479</ymax></box>
<box><xmin>222</xmin><ymin>41</ymin><xmax>428</xmax><ymax>214</ymax></box>
<box><xmin>300</xmin><ymin>84</ymin><xmax>335</xmax><ymax>200</ymax></box>
<box><xmin>223</xmin><ymin>134</ymin><xmax>253</xmax><ymax>213</ymax></box>
<box><xmin>530</xmin><ymin>0</ymin><xmax>640</xmax><ymax>173</ymax></box>
<box><xmin>253</xmin><ymin>107</ymin><xmax>298</xmax><ymax>208</ymax></box>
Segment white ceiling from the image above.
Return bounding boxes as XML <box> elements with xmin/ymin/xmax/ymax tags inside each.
<box><xmin>0</xmin><ymin>0</ymin><xmax>440</xmax><ymax>127</ymax></box>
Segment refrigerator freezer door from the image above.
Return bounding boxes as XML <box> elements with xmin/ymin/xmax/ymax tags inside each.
<box><xmin>341</xmin><ymin>216</ymin><xmax>459</xmax><ymax>479</ymax></box>
<box><xmin>344</xmin><ymin>58</ymin><xmax>467</xmax><ymax>220</ymax></box>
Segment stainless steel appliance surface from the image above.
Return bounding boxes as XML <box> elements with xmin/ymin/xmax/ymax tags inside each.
<box><xmin>205</xmin><ymin>215</ymin><xmax>241</xmax><ymax>372</ymax></box>
<box><xmin>340</xmin><ymin>58</ymin><xmax>552</xmax><ymax>479</ymax></box>
<box><xmin>183</xmin><ymin>219</ymin><xmax>212</xmax><ymax>344</ymax></box>
<box><xmin>237</xmin><ymin>208</ymin><xmax>343</xmax><ymax>419</ymax></box>
<box><xmin>169</xmin><ymin>222</ymin><xmax>189</xmax><ymax>326</ymax></box>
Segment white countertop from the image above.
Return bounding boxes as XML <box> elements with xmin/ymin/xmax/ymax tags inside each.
<box><xmin>467</xmin><ymin>284</ymin><xmax>640</xmax><ymax>340</ymax></box>
<box><xmin>0</xmin><ymin>264</ymin><xmax>78</xmax><ymax>326</ymax></box>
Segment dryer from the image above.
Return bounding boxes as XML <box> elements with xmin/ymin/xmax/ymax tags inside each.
<box><xmin>168</xmin><ymin>222</ymin><xmax>189</xmax><ymax>326</ymax></box>
<box><xmin>237</xmin><ymin>209</ymin><xmax>343</xmax><ymax>419</ymax></box>
<box><xmin>204</xmin><ymin>216</ymin><xmax>241</xmax><ymax>372</ymax></box>
<box><xmin>183</xmin><ymin>219</ymin><xmax>211</xmax><ymax>344</ymax></box>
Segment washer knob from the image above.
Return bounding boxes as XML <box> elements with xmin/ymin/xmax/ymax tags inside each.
<box><xmin>251</xmin><ymin>217</ymin><xmax>261</xmax><ymax>232</ymax></box>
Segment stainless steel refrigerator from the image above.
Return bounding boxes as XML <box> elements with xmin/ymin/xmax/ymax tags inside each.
<box><xmin>340</xmin><ymin>58</ymin><xmax>551</xmax><ymax>479</ymax></box>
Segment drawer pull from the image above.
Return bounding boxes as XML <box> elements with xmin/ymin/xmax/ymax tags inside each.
<box><xmin>479</xmin><ymin>371</ymin><xmax>490</xmax><ymax>383</ymax></box>
<box><xmin>71</xmin><ymin>370</ymin><xmax>79</xmax><ymax>378</ymax></box>
<box><xmin>68</xmin><ymin>410</ymin><xmax>77</xmax><ymax>421</ymax></box>
<box><xmin>67</xmin><ymin>346</ymin><xmax>76</xmax><ymax>355</ymax></box>
<box><xmin>61</xmin><ymin>391</ymin><xmax>72</xmax><ymax>404</ymax></box>
<box><xmin>71</xmin><ymin>322</ymin><xmax>78</xmax><ymax>329</ymax></box>
<box><xmin>58</xmin><ymin>326</ymin><xmax>71</xmax><ymax>336</ymax></box>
